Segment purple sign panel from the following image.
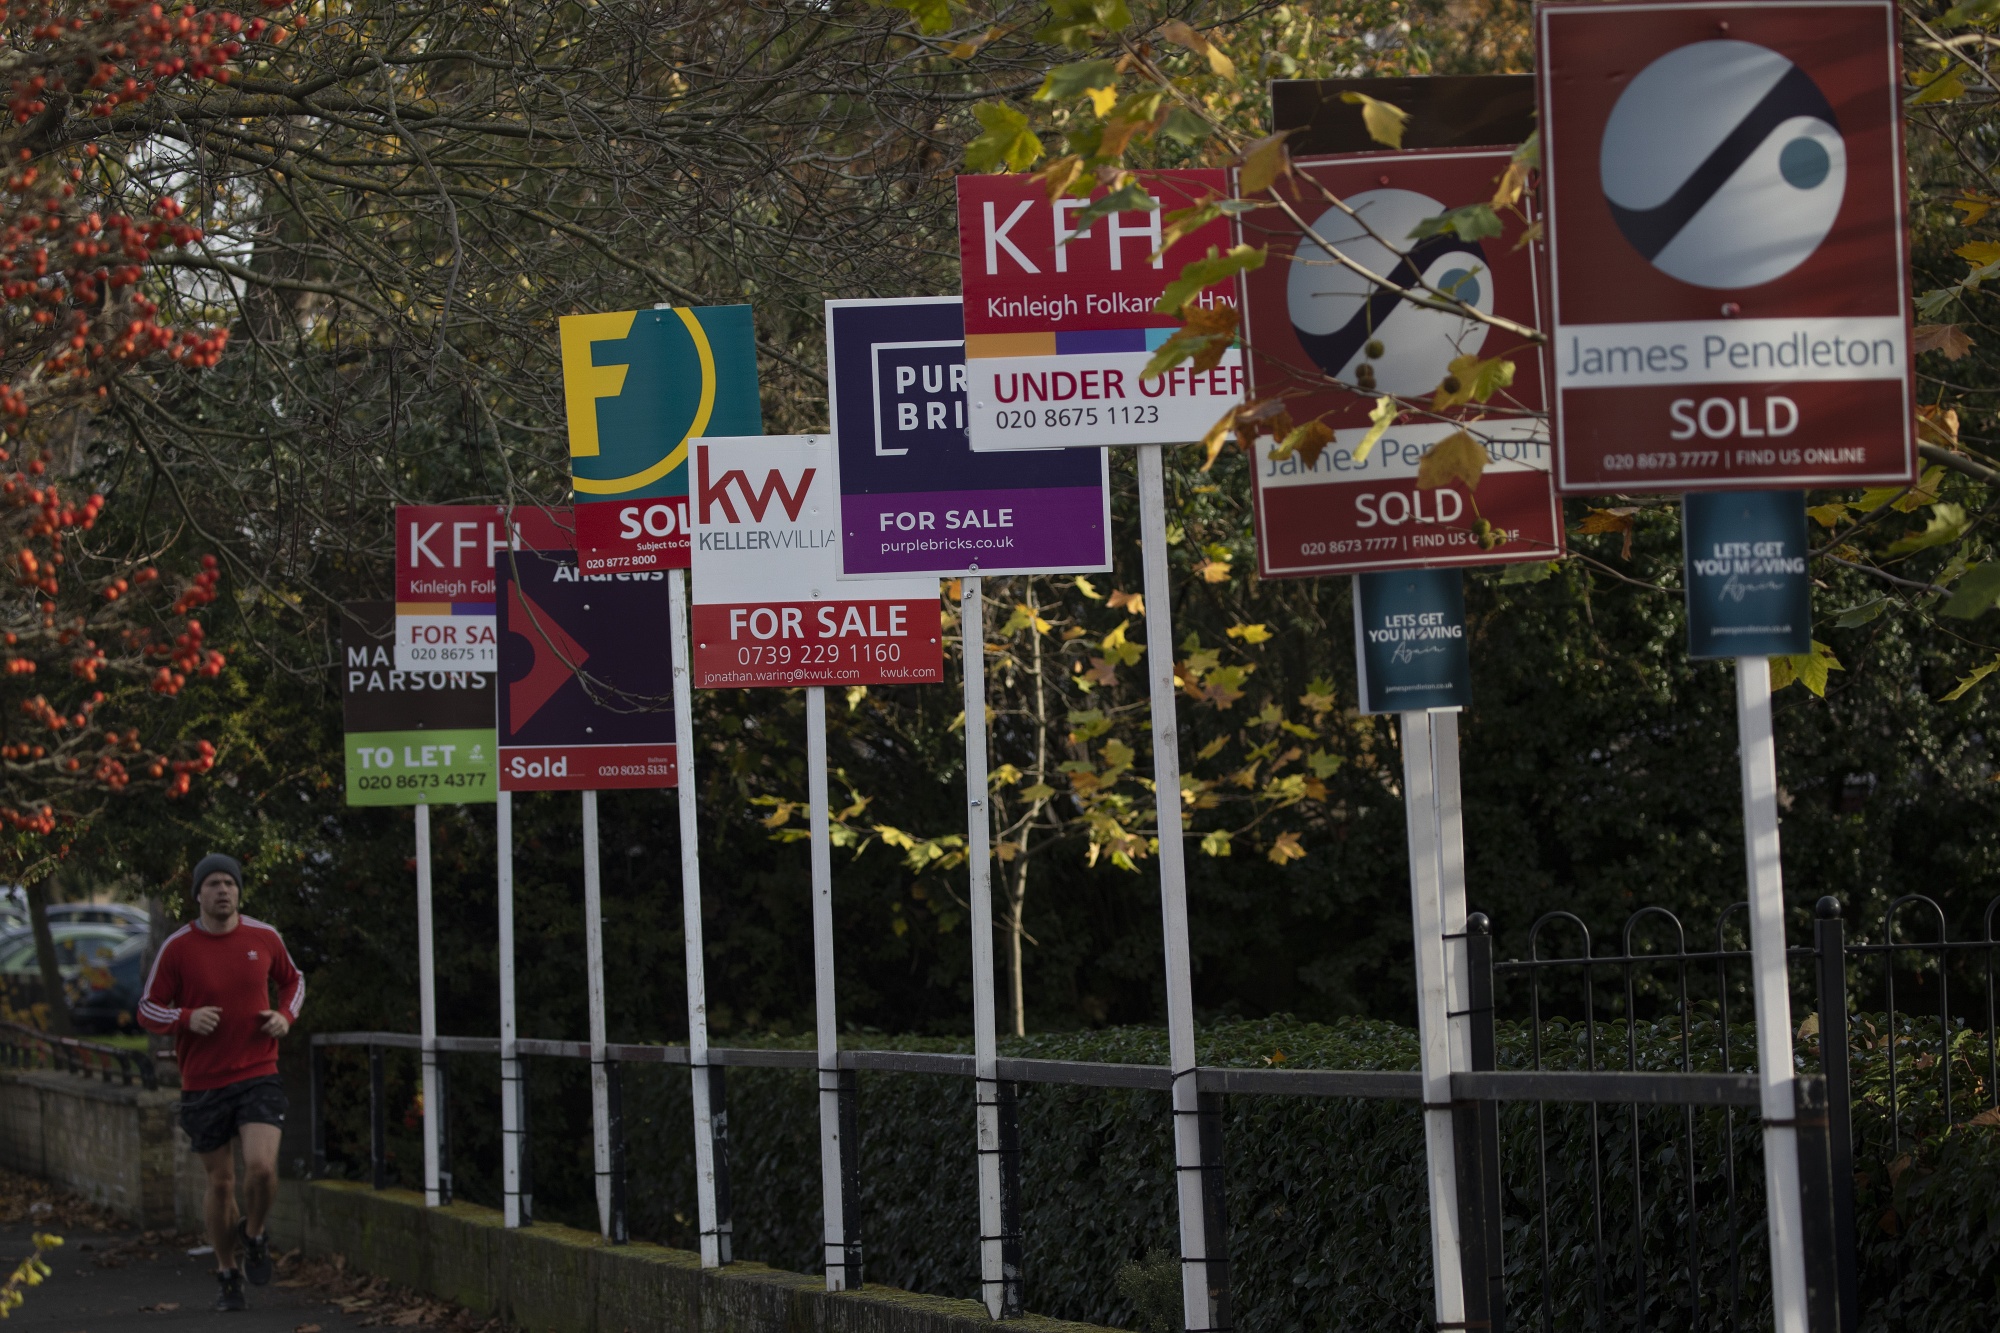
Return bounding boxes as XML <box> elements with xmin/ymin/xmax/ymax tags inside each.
<box><xmin>826</xmin><ymin>297</ymin><xmax>1112</xmax><ymax>578</ymax></box>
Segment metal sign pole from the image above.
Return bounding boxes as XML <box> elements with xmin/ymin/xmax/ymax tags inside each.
<box><xmin>1736</xmin><ymin>656</ymin><xmax>1810</xmax><ymax>1333</ymax></box>
<box><xmin>960</xmin><ymin>577</ymin><xmax>1015</xmax><ymax>1318</ymax></box>
<box><xmin>582</xmin><ymin>787</ymin><xmax>612</xmax><ymax>1239</ymax></box>
<box><xmin>806</xmin><ymin>685</ymin><xmax>853</xmax><ymax>1290</ymax></box>
<box><xmin>497</xmin><ymin>790</ymin><xmax>522</xmax><ymax>1228</ymax></box>
<box><xmin>669</xmin><ymin>568</ymin><xmax>728</xmax><ymax>1266</ymax></box>
<box><xmin>415</xmin><ymin>801</ymin><xmax>441</xmax><ymax>1208</ymax></box>
<box><xmin>1431</xmin><ymin>712</ymin><xmax>1473</xmax><ymax>1075</ymax></box>
<box><xmin>1136</xmin><ymin>443</ymin><xmax>1223</xmax><ymax>1332</ymax></box>
<box><xmin>1399</xmin><ymin>709</ymin><xmax>1468</xmax><ymax>1330</ymax></box>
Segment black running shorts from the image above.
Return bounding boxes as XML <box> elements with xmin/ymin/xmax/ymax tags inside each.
<box><xmin>180</xmin><ymin>1074</ymin><xmax>288</xmax><ymax>1154</ymax></box>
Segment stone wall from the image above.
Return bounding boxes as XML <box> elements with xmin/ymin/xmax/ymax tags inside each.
<box><xmin>300</xmin><ymin>1181</ymin><xmax>1116</xmax><ymax>1333</ymax></box>
<box><xmin>0</xmin><ymin>1067</ymin><xmax>179</xmax><ymax>1228</ymax></box>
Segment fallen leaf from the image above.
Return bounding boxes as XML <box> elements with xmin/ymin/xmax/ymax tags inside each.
<box><xmin>1415</xmin><ymin>430</ymin><xmax>1488</xmax><ymax>492</ymax></box>
<box><xmin>140</xmin><ymin>1302</ymin><xmax>181</xmax><ymax>1312</ymax></box>
<box><xmin>296</xmin><ymin>1325</ymin><xmax>325</xmax><ymax>1332</ymax></box>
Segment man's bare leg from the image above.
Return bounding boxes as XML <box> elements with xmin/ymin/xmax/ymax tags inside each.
<box><xmin>199</xmin><ymin>1144</ymin><xmax>241</xmax><ymax>1272</ymax></box>
<box><xmin>238</xmin><ymin>1123</ymin><xmax>281</xmax><ymax>1242</ymax></box>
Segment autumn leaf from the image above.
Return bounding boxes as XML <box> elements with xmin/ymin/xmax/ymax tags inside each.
<box><xmin>1267</xmin><ymin>831</ymin><xmax>1307</xmax><ymax>865</ymax></box>
<box><xmin>1807</xmin><ymin>502</ymin><xmax>1851</xmax><ymax>529</ymax></box>
<box><xmin>1953</xmin><ymin>195</ymin><xmax>1995</xmax><ymax>227</ymax></box>
<box><xmin>1157</xmin><ymin>18</ymin><xmax>1236</xmax><ymax>80</ymax></box>
<box><xmin>1108</xmin><ymin>589</ymin><xmax>1144</xmax><ymax>614</ymax></box>
<box><xmin>1943</xmin><ymin>654</ymin><xmax>2000</xmax><ymax>702</ymax></box>
<box><xmin>1271</xmin><ymin>419</ymin><xmax>1334</xmax><ymax>467</ymax></box>
<box><xmin>1034</xmin><ymin>58</ymin><xmax>1119</xmax><ymax>111</ymax></box>
<box><xmin>1913</xmin><ymin>324</ymin><xmax>1976</xmax><ymax>360</ymax></box>
<box><xmin>1911</xmin><ymin>58</ymin><xmax>1969</xmax><ymax>106</ymax></box>
<box><xmin>1154</xmin><ymin>243</ymin><xmax>1265</xmax><ymax>317</ymax></box>
<box><xmin>1415</xmin><ymin>431</ymin><xmax>1488</xmax><ymax>491</ymax></box>
<box><xmin>1203</xmin><ymin>663</ymin><xmax>1251</xmax><ymax>705</ymax></box>
<box><xmin>966</xmin><ymin>103</ymin><xmax>1043</xmax><ymax>172</ymax></box>
<box><xmin>1194</xmin><ymin>556</ymin><xmax>1232</xmax><ymax>583</ymax></box>
<box><xmin>1019</xmin><ymin>781</ymin><xmax>1056</xmax><ymax>802</ymax></box>
<box><xmin>1576</xmin><ymin>506</ymin><xmax>1639</xmax><ymax>560</ymax></box>
<box><xmin>1307</xmin><ymin>749</ymin><xmax>1341</xmax><ymax>778</ymax></box>
<box><xmin>1917</xmin><ymin>407</ymin><xmax>1961</xmax><ymax>450</ymax></box>
<box><xmin>1957</xmin><ymin>239</ymin><xmax>2000</xmax><ymax>268</ymax></box>
<box><xmin>1081</xmin><ymin>657</ymin><xmax>1116</xmax><ymax>686</ymax></box>
<box><xmin>1350</xmin><ymin>396</ymin><xmax>1396</xmax><ymax>464</ymax></box>
<box><xmin>1492</xmin><ymin>133</ymin><xmax>1537</xmax><ymax>208</ymax></box>
<box><xmin>1073</xmin><ymin>575</ymin><xmax>1102</xmax><ymax>600</ymax></box>
<box><xmin>1339</xmin><ymin>91</ymin><xmax>1406</xmax><ymax>148</ymax></box>
<box><xmin>1884</xmin><ymin>502</ymin><xmax>1970</xmax><ymax>557</ymax></box>
<box><xmin>1769</xmin><ymin>640</ymin><xmax>1842</xmax><ymax>696</ymax></box>
<box><xmin>1198</xmin><ymin>404</ymin><xmax>1237</xmax><ymax>471</ymax></box>
<box><xmin>1039</xmin><ymin>154</ymin><xmax>1088</xmax><ymax>201</ymax></box>
<box><xmin>1237</xmin><ymin>131</ymin><xmax>1293</xmax><ymax>195</ymax></box>
<box><xmin>1195</xmin><ymin>735</ymin><xmax>1228</xmax><ymax>760</ymax></box>
<box><xmin>1100</xmin><ymin>619</ymin><xmax>1144</xmax><ymax>666</ymax></box>
<box><xmin>1433</xmin><ymin>353</ymin><xmax>1515</xmax><ymax>409</ymax></box>
<box><xmin>1226</xmin><ymin>622</ymin><xmax>1273</xmax><ymax>643</ymax></box>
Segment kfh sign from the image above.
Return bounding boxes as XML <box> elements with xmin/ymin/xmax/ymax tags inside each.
<box><xmin>825</xmin><ymin>298</ymin><xmax>1111</xmax><ymax>578</ymax></box>
<box><xmin>1239</xmin><ymin>150</ymin><xmax>1561</xmax><ymax>576</ymax></box>
<box><xmin>690</xmin><ymin>435</ymin><xmax>942</xmax><ymax>688</ymax></box>
<box><xmin>956</xmin><ymin>171</ymin><xmax>1241</xmax><ymax>450</ymax></box>
<box><xmin>560</xmin><ymin>305</ymin><xmax>762</xmax><ymax>572</ymax></box>
<box><xmin>394</xmin><ymin>505</ymin><xmax>572</xmax><ymax>673</ymax></box>
<box><xmin>1538</xmin><ymin>0</ymin><xmax>1913</xmax><ymax>492</ymax></box>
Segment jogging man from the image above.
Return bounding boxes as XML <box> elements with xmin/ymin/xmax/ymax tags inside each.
<box><xmin>138</xmin><ymin>854</ymin><xmax>304</xmax><ymax>1312</ymax></box>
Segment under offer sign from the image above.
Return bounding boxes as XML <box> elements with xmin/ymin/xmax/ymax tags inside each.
<box><xmin>690</xmin><ymin>435</ymin><xmax>941</xmax><ymax>688</ymax></box>
<box><xmin>1538</xmin><ymin>0</ymin><xmax>1913</xmax><ymax>492</ymax></box>
<box><xmin>957</xmin><ymin>171</ymin><xmax>1241</xmax><ymax>451</ymax></box>
<box><xmin>1239</xmin><ymin>150</ymin><xmax>1562</xmax><ymax>576</ymax></box>
<box><xmin>496</xmin><ymin>551</ymin><xmax>676</xmax><ymax>791</ymax></box>
<box><xmin>394</xmin><ymin>504</ymin><xmax>572</xmax><ymax>673</ymax></box>
<box><xmin>560</xmin><ymin>304</ymin><xmax>762</xmax><ymax>572</ymax></box>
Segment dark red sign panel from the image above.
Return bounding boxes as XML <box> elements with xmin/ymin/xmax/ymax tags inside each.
<box><xmin>1538</xmin><ymin>0</ymin><xmax>1913</xmax><ymax>492</ymax></box>
<box><xmin>495</xmin><ymin>551</ymin><xmax>675</xmax><ymax>791</ymax></box>
<box><xmin>1239</xmin><ymin>150</ymin><xmax>1561</xmax><ymax>576</ymax></box>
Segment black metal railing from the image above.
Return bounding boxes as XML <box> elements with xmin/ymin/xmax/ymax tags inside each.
<box><xmin>309</xmin><ymin>891</ymin><xmax>2000</xmax><ymax>1331</ymax></box>
<box><xmin>0</xmin><ymin>1019</ymin><xmax>158</xmax><ymax>1089</ymax></box>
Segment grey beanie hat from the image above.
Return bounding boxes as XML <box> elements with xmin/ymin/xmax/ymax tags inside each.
<box><xmin>191</xmin><ymin>853</ymin><xmax>243</xmax><ymax>894</ymax></box>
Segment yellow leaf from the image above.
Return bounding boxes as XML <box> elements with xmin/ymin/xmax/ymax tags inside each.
<box><xmin>1237</xmin><ymin>131</ymin><xmax>1292</xmax><ymax>196</ymax></box>
<box><xmin>1954</xmin><ymin>197</ymin><xmax>1994</xmax><ymax>227</ymax></box>
<box><xmin>1575</xmin><ymin>506</ymin><xmax>1638</xmax><ymax>560</ymax></box>
<box><xmin>1339</xmin><ymin>91</ymin><xmax>1406</xmax><ymax>148</ymax></box>
<box><xmin>1350</xmin><ymin>396</ymin><xmax>1396</xmax><ymax>464</ymax></box>
<box><xmin>1157</xmin><ymin>18</ymin><xmax>1236</xmax><ymax>81</ymax></box>
<box><xmin>1196</xmin><ymin>735</ymin><xmax>1229</xmax><ymax>759</ymax></box>
<box><xmin>1272</xmin><ymin>419</ymin><xmax>1334</xmax><ymax>467</ymax></box>
<box><xmin>1491</xmin><ymin>157</ymin><xmax>1531</xmax><ymax>210</ymax></box>
<box><xmin>1198</xmin><ymin>404</ymin><xmax>1236</xmax><ymax>471</ymax></box>
<box><xmin>1917</xmin><ymin>406</ymin><xmax>1961</xmax><ymax>449</ymax></box>
<box><xmin>1226</xmin><ymin>623</ymin><xmax>1273</xmax><ymax>643</ymax></box>
<box><xmin>1074</xmin><ymin>575</ymin><xmax>1103</xmax><ymax>600</ymax></box>
<box><xmin>1772</xmin><ymin>641</ymin><xmax>1842</xmax><ymax>697</ymax></box>
<box><xmin>1943</xmin><ymin>654</ymin><xmax>2000</xmax><ymax>701</ymax></box>
<box><xmin>1085</xmin><ymin>84</ymin><xmax>1119</xmax><ymax>117</ymax></box>
<box><xmin>1797</xmin><ymin>1012</ymin><xmax>1821</xmax><ymax>1040</ymax></box>
<box><xmin>1912</xmin><ymin>62</ymin><xmax>1968</xmax><ymax>106</ymax></box>
<box><xmin>1019</xmin><ymin>782</ymin><xmax>1056</xmax><ymax>802</ymax></box>
<box><xmin>1267</xmin><ymin>831</ymin><xmax>1307</xmax><ymax>865</ymax></box>
<box><xmin>1108</xmin><ymin>589</ymin><xmax>1144</xmax><ymax>614</ymax></box>
<box><xmin>1194</xmin><ymin>557</ymin><xmax>1232</xmax><ymax>584</ymax></box>
<box><xmin>1433</xmin><ymin>353</ymin><xmax>1515</xmax><ymax>410</ymax></box>
<box><xmin>1039</xmin><ymin>154</ymin><xmax>1087</xmax><ymax>202</ymax></box>
<box><xmin>1807</xmin><ymin>502</ymin><xmax>1851</xmax><ymax>529</ymax></box>
<box><xmin>1957</xmin><ymin>240</ymin><xmax>2000</xmax><ymax>268</ymax></box>
<box><xmin>1415</xmin><ymin>431</ymin><xmax>1489</xmax><ymax>492</ymax></box>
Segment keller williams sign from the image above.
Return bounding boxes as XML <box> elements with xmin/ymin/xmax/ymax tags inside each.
<box><xmin>957</xmin><ymin>171</ymin><xmax>1242</xmax><ymax>450</ymax></box>
<box><xmin>1537</xmin><ymin>0</ymin><xmax>1913</xmax><ymax>492</ymax></box>
<box><xmin>690</xmin><ymin>435</ymin><xmax>943</xmax><ymax>688</ymax></box>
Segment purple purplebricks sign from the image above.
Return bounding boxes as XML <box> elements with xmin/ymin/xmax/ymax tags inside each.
<box><xmin>826</xmin><ymin>298</ymin><xmax>1111</xmax><ymax>578</ymax></box>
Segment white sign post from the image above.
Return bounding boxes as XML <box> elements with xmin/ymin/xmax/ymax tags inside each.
<box><xmin>497</xmin><ymin>791</ymin><xmax>524</xmax><ymax>1226</ymax></box>
<box><xmin>667</xmin><ymin>568</ymin><xmax>729</xmax><ymax>1266</ymax></box>
<box><xmin>415</xmin><ymin>803</ymin><xmax>441</xmax><ymax>1208</ymax></box>
<box><xmin>581</xmin><ymin>788</ymin><xmax>613</xmax><ymax>1239</ymax></box>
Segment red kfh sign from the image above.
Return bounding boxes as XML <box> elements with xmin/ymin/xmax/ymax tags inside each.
<box><xmin>495</xmin><ymin>549</ymin><xmax>676</xmax><ymax>791</ymax></box>
<box><xmin>955</xmin><ymin>170</ymin><xmax>1240</xmax><ymax>450</ymax></box>
<box><xmin>690</xmin><ymin>435</ymin><xmax>941</xmax><ymax>689</ymax></box>
<box><xmin>393</xmin><ymin>505</ymin><xmax>572</xmax><ymax>672</ymax></box>
<box><xmin>1239</xmin><ymin>150</ymin><xmax>1562</xmax><ymax>576</ymax></box>
<box><xmin>1538</xmin><ymin>0</ymin><xmax>1912</xmax><ymax>493</ymax></box>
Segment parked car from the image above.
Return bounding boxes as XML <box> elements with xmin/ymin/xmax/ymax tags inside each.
<box><xmin>46</xmin><ymin>902</ymin><xmax>152</xmax><ymax>930</ymax></box>
<box><xmin>68</xmin><ymin>933</ymin><xmax>149</xmax><ymax>1034</ymax></box>
<box><xmin>0</xmin><ymin>921</ymin><xmax>146</xmax><ymax>1032</ymax></box>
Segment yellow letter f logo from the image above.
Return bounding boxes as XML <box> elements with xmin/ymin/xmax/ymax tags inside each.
<box><xmin>559</xmin><ymin>311</ymin><xmax>637</xmax><ymax>458</ymax></box>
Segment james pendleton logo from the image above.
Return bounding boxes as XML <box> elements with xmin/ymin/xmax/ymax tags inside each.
<box><xmin>1600</xmin><ymin>40</ymin><xmax>1845</xmax><ymax>289</ymax></box>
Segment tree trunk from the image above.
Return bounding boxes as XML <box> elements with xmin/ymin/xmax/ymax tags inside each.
<box><xmin>24</xmin><ymin>875</ymin><xmax>72</xmax><ymax>1036</ymax></box>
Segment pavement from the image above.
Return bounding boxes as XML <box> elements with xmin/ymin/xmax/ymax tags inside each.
<box><xmin>0</xmin><ymin>1218</ymin><xmax>373</xmax><ymax>1331</ymax></box>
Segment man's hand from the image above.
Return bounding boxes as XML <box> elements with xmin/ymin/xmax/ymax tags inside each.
<box><xmin>258</xmin><ymin>1010</ymin><xmax>291</xmax><ymax>1039</ymax></box>
<box><xmin>188</xmin><ymin>1006</ymin><xmax>222</xmax><ymax>1035</ymax></box>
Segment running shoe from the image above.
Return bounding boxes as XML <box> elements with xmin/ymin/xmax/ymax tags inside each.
<box><xmin>238</xmin><ymin>1219</ymin><xmax>272</xmax><ymax>1286</ymax></box>
<box><xmin>214</xmin><ymin>1267</ymin><xmax>248</xmax><ymax>1312</ymax></box>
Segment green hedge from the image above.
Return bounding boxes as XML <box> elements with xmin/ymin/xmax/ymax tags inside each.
<box><xmin>344</xmin><ymin>1013</ymin><xmax>1995</xmax><ymax>1331</ymax></box>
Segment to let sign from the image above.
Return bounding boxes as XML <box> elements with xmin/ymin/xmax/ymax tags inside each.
<box><xmin>825</xmin><ymin>297</ymin><xmax>1111</xmax><ymax>578</ymax></box>
<box><xmin>691</xmin><ymin>435</ymin><xmax>942</xmax><ymax>688</ymax></box>
<box><xmin>495</xmin><ymin>551</ymin><xmax>677</xmax><ymax>790</ymax></box>
<box><xmin>341</xmin><ymin>602</ymin><xmax>497</xmax><ymax>806</ymax></box>
<box><xmin>561</xmin><ymin>305</ymin><xmax>762</xmax><ymax>572</ymax></box>
<box><xmin>1239</xmin><ymin>150</ymin><xmax>1561</xmax><ymax>576</ymax></box>
<box><xmin>957</xmin><ymin>171</ymin><xmax>1241</xmax><ymax>451</ymax></box>
<box><xmin>394</xmin><ymin>504</ymin><xmax>571</xmax><ymax>672</ymax></box>
<box><xmin>1538</xmin><ymin>0</ymin><xmax>1913</xmax><ymax>492</ymax></box>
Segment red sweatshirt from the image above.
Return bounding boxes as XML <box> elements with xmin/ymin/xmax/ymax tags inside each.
<box><xmin>138</xmin><ymin>915</ymin><xmax>305</xmax><ymax>1091</ymax></box>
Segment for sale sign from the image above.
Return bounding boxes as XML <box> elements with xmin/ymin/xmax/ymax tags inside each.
<box><xmin>341</xmin><ymin>602</ymin><xmax>498</xmax><ymax>806</ymax></box>
<box><xmin>394</xmin><ymin>505</ymin><xmax>573</xmax><ymax>673</ymax></box>
<box><xmin>1239</xmin><ymin>151</ymin><xmax>1561</xmax><ymax>576</ymax></box>
<box><xmin>825</xmin><ymin>297</ymin><xmax>1111</xmax><ymax>577</ymax></box>
<box><xmin>690</xmin><ymin>435</ymin><xmax>942</xmax><ymax>688</ymax></box>
<box><xmin>561</xmin><ymin>305</ymin><xmax>762</xmax><ymax>572</ymax></box>
<box><xmin>495</xmin><ymin>551</ymin><xmax>676</xmax><ymax>791</ymax></box>
<box><xmin>1538</xmin><ymin>0</ymin><xmax>1913</xmax><ymax>493</ymax></box>
<box><xmin>957</xmin><ymin>171</ymin><xmax>1242</xmax><ymax>451</ymax></box>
